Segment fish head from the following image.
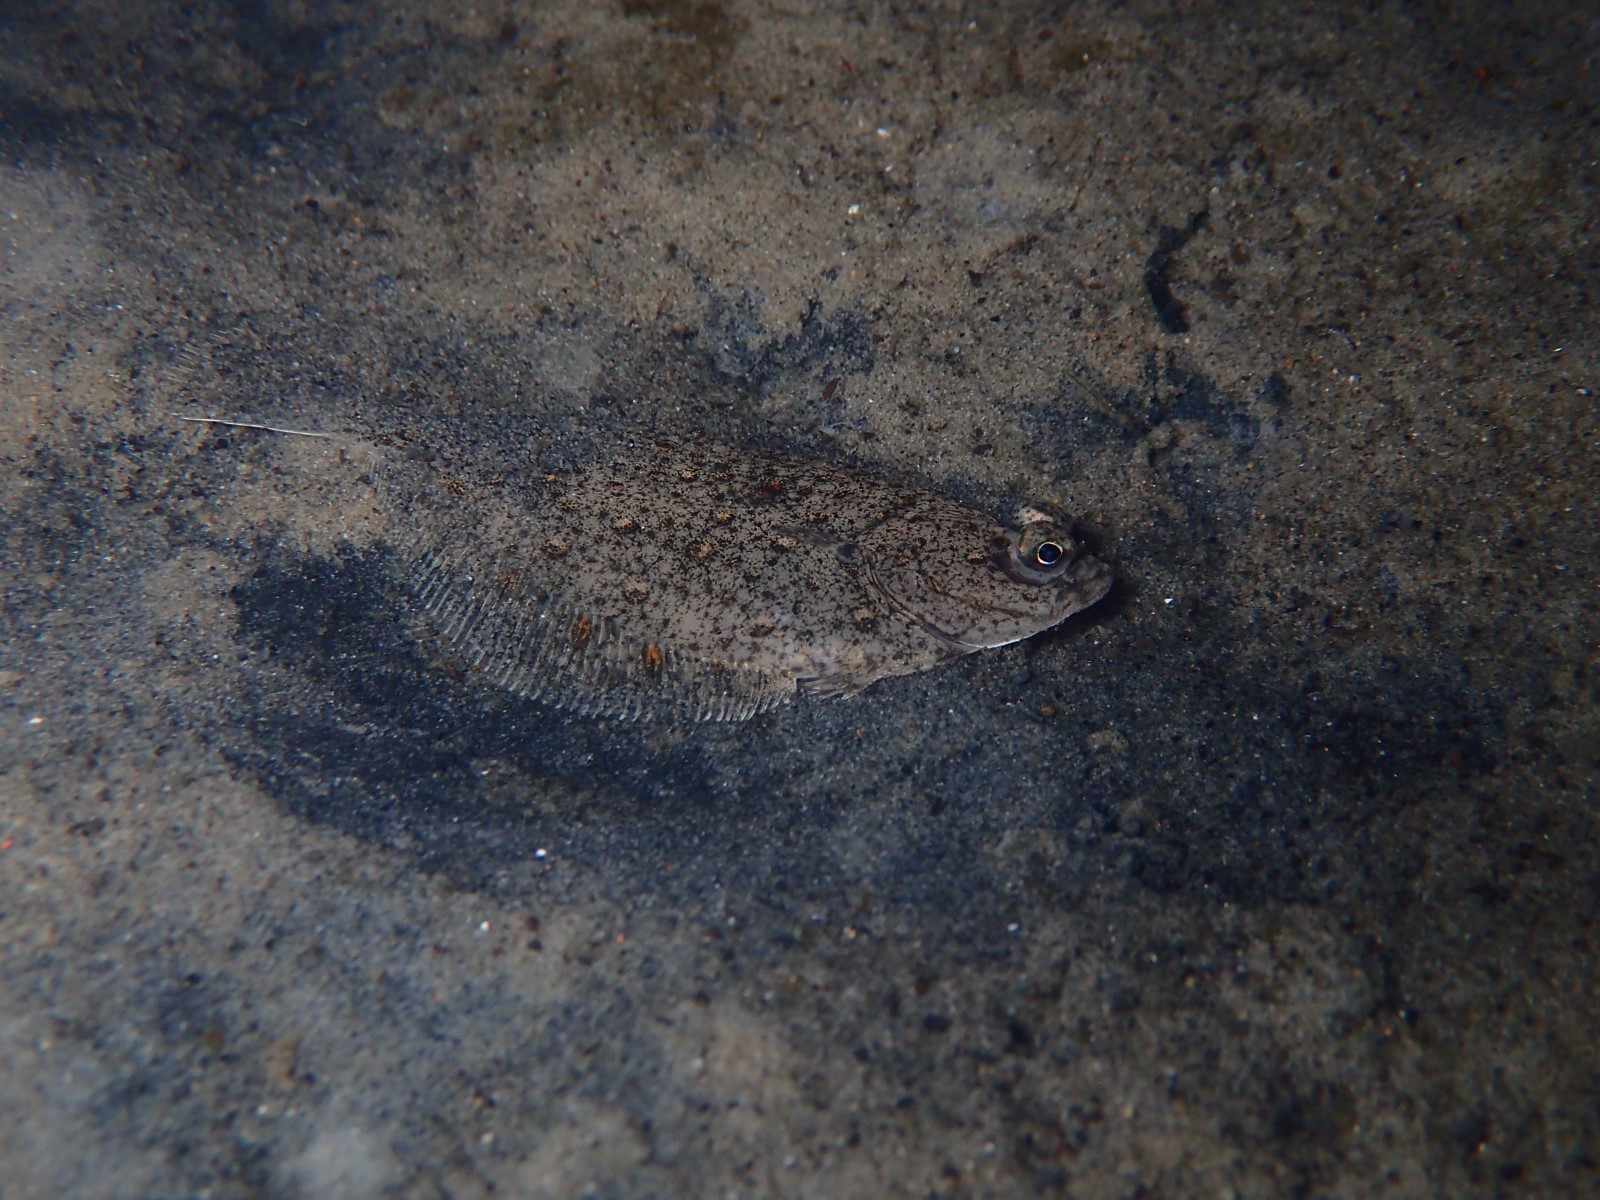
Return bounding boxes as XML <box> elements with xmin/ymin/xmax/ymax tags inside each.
<box><xmin>858</xmin><ymin>502</ymin><xmax>1112</xmax><ymax>650</ymax></box>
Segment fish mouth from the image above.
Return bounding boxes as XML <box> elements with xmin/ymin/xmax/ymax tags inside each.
<box><xmin>1065</xmin><ymin>554</ymin><xmax>1115</xmax><ymax>610</ymax></box>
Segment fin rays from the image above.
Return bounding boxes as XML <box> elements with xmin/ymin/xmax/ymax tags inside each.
<box><xmin>404</xmin><ymin>551</ymin><xmax>792</xmax><ymax>722</ymax></box>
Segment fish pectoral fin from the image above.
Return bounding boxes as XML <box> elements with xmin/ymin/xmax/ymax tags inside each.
<box><xmin>798</xmin><ymin>671</ymin><xmax>869</xmax><ymax>701</ymax></box>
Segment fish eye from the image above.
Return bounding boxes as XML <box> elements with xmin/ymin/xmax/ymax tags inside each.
<box><xmin>1034</xmin><ymin>541</ymin><xmax>1064</xmax><ymax>567</ymax></box>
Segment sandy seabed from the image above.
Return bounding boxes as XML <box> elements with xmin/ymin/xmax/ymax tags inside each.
<box><xmin>1</xmin><ymin>2</ymin><xmax>1596</xmax><ymax>1197</ymax></box>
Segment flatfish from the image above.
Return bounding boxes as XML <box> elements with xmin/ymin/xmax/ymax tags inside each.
<box><xmin>374</xmin><ymin>435</ymin><xmax>1112</xmax><ymax>721</ymax></box>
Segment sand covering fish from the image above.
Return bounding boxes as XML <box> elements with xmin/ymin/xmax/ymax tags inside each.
<box><xmin>373</xmin><ymin>435</ymin><xmax>1111</xmax><ymax>721</ymax></box>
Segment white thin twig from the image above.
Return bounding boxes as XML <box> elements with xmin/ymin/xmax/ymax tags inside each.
<box><xmin>177</xmin><ymin>415</ymin><xmax>332</xmax><ymax>439</ymax></box>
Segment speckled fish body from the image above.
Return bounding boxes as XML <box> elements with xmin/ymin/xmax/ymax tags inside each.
<box><xmin>381</xmin><ymin>439</ymin><xmax>1111</xmax><ymax>721</ymax></box>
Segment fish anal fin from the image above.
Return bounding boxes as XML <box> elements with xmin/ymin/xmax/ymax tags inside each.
<box><xmin>406</xmin><ymin>557</ymin><xmax>795</xmax><ymax>722</ymax></box>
